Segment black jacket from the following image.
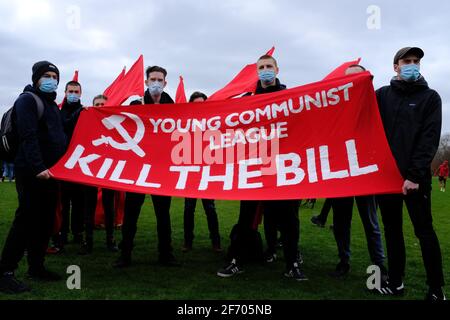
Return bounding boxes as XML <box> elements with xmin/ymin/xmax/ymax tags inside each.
<box><xmin>144</xmin><ymin>89</ymin><xmax>174</xmax><ymax>105</ymax></box>
<box><xmin>244</xmin><ymin>79</ymin><xmax>287</xmax><ymax>97</ymax></box>
<box><xmin>14</xmin><ymin>85</ymin><xmax>67</xmax><ymax>176</ymax></box>
<box><xmin>255</xmin><ymin>78</ymin><xmax>287</xmax><ymax>95</ymax></box>
<box><xmin>376</xmin><ymin>77</ymin><xmax>442</xmax><ymax>188</ymax></box>
<box><xmin>60</xmin><ymin>99</ymin><xmax>83</xmax><ymax>141</ymax></box>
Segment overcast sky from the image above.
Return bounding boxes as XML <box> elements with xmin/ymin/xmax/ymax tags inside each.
<box><xmin>1</xmin><ymin>0</ymin><xmax>449</xmax><ymax>133</ymax></box>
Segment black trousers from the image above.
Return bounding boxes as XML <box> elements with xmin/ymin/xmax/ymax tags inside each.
<box><xmin>84</xmin><ymin>187</ymin><xmax>116</xmax><ymax>242</ymax></box>
<box><xmin>229</xmin><ymin>200</ymin><xmax>300</xmax><ymax>267</ymax></box>
<box><xmin>264</xmin><ymin>200</ymin><xmax>300</xmax><ymax>266</ymax></box>
<box><xmin>121</xmin><ymin>193</ymin><xmax>173</xmax><ymax>258</ymax></box>
<box><xmin>317</xmin><ymin>198</ymin><xmax>332</xmax><ymax>224</ymax></box>
<box><xmin>60</xmin><ymin>181</ymin><xmax>84</xmax><ymax>236</ymax></box>
<box><xmin>0</xmin><ymin>171</ymin><xmax>58</xmax><ymax>272</ymax></box>
<box><xmin>184</xmin><ymin>198</ymin><xmax>220</xmax><ymax>246</ymax></box>
<box><xmin>377</xmin><ymin>191</ymin><xmax>444</xmax><ymax>288</ymax></box>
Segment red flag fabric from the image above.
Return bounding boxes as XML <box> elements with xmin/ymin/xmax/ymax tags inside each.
<box><xmin>50</xmin><ymin>72</ymin><xmax>403</xmax><ymax>200</ymax></box>
<box><xmin>103</xmin><ymin>55</ymin><xmax>144</xmax><ymax>106</ymax></box>
<box><xmin>209</xmin><ymin>47</ymin><xmax>275</xmax><ymax>101</ymax></box>
<box><xmin>176</xmin><ymin>76</ymin><xmax>187</xmax><ymax>103</ymax></box>
<box><xmin>323</xmin><ymin>58</ymin><xmax>362</xmax><ymax>80</ymax></box>
<box><xmin>103</xmin><ymin>67</ymin><xmax>126</xmax><ymax>100</ymax></box>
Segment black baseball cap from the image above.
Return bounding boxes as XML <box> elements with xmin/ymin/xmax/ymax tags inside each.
<box><xmin>393</xmin><ymin>47</ymin><xmax>424</xmax><ymax>64</ymax></box>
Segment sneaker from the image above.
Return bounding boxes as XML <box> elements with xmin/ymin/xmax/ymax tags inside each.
<box><xmin>0</xmin><ymin>272</ymin><xmax>31</xmax><ymax>294</ymax></box>
<box><xmin>330</xmin><ymin>261</ymin><xmax>350</xmax><ymax>278</ymax></box>
<box><xmin>27</xmin><ymin>268</ymin><xmax>61</xmax><ymax>282</ymax></box>
<box><xmin>217</xmin><ymin>259</ymin><xmax>243</xmax><ymax>278</ymax></box>
<box><xmin>78</xmin><ymin>241</ymin><xmax>93</xmax><ymax>255</ymax></box>
<box><xmin>265</xmin><ymin>251</ymin><xmax>277</xmax><ymax>263</ymax></box>
<box><xmin>158</xmin><ymin>253</ymin><xmax>181</xmax><ymax>267</ymax></box>
<box><xmin>284</xmin><ymin>262</ymin><xmax>308</xmax><ymax>281</ymax></box>
<box><xmin>106</xmin><ymin>239</ymin><xmax>119</xmax><ymax>252</ymax></box>
<box><xmin>113</xmin><ymin>255</ymin><xmax>132</xmax><ymax>268</ymax></box>
<box><xmin>425</xmin><ymin>287</ymin><xmax>446</xmax><ymax>301</ymax></box>
<box><xmin>310</xmin><ymin>215</ymin><xmax>325</xmax><ymax>228</ymax></box>
<box><xmin>376</xmin><ymin>281</ymin><xmax>405</xmax><ymax>296</ymax></box>
<box><xmin>46</xmin><ymin>245</ymin><xmax>63</xmax><ymax>255</ymax></box>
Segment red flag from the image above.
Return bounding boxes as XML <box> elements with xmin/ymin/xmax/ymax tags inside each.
<box><xmin>209</xmin><ymin>47</ymin><xmax>275</xmax><ymax>101</ymax></box>
<box><xmin>103</xmin><ymin>67</ymin><xmax>126</xmax><ymax>99</ymax></box>
<box><xmin>175</xmin><ymin>76</ymin><xmax>187</xmax><ymax>103</ymax></box>
<box><xmin>104</xmin><ymin>55</ymin><xmax>144</xmax><ymax>106</ymax></box>
<box><xmin>323</xmin><ymin>58</ymin><xmax>362</xmax><ymax>80</ymax></box>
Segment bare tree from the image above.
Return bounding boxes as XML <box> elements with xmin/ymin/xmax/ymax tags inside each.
<box><xmin>432</xmin><ymin>133</ymin><xmax>450</xmax><ymax>173</ymax></box>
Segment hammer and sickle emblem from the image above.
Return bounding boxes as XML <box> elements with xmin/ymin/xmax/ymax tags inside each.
<box><xmin>92</xmin><ymin>112</ymin><xmax>146</xmax><ymax>157</ymax></box>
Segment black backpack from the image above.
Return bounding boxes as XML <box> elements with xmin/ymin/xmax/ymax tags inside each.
<box><xmin>0</xmin><ymin>92</ymin><xmax>44</xmax><ymax>162</ymax></box>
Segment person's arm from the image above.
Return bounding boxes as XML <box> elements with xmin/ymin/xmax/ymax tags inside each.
<box><xmin>14</xmin><ymin>95</ymin><xmax>47</xmax><ymax>176</ymax></box>
<box><xmin>406</xmin><ymin>91</ymin><xmax>442</xmax><ymax>184</ymax></box>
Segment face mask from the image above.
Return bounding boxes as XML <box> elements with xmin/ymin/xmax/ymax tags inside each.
<box><xmin>148</xmin><ymin>81</ymin><xmax>164</xmax><ymax>95</ymax></box>
<box><xmin>39</xmin><ymin>77</ymin><xmax>58</xmax><ymax>93</ymax></box>
<box><xmin>400</xmin><ymin>64</ymin><xmax>420</xmax><ymax>82</ymax></box>
<box><xmin>67</xmin><ymin>93</ymin><xmax>80</xmax><ymax>103</ymax></box>
<box><xmin>258</xmin><ymin>70</ymin><xmax>276</xmax><ymax>84</ymax></box>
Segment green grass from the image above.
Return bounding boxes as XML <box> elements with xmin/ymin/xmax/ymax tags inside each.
<box><xmin>0</xmin><ymin>179</ymin><xmax>448</xmax><ymax>300</ymax></box>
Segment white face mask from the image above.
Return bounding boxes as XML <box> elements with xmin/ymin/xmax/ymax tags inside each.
<box><xmin>148</xmin><ymin>81</ymin><xmax>164</xmax><ymax>95</ymax></box>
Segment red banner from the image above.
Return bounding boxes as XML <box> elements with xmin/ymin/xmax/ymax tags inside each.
<box><xmin>50</xmin><ymin>72</ymin><xmax>403</xmax><ymax>200</ymax></box>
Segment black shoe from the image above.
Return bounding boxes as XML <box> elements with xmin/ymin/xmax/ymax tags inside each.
<box><xmin>113</xmin><ymin>255</ymin><xmax>132</xmax><ymax>268</ymax></box>
<box><xmin>217</xmin><ymin>259</ymin><xmax>244</xmax><ymax>278</ymax></box>
<box><xmin>425</xmin><ymin>287</ymin><xmax>446</xmax><ymax>301</ymax></box>
<box><xmin>264</xmin><ymin>251</ymin><xmax>277</xmax><ymax>263</ymax></box>
<box><xmin>310</xmin><ymin>216</ymin><xmax>325</xmax><ymax>227</ymax></box>
<box><xmin>106</xmin><ymin>239</ymin><xmax>119</xmax><ymax>252</ymax></box>
<box><xmin>0</xmin><ymin>272</ymin><xmax>31</xmax><ymax>294</ymax></box>
<box><xmin>78</xmin><ymin>241</ymin><xmax>93</xmax><ymax>255</ymax></box>
<box><xmin>158</xmin><ymin>254</ymin><xmax>180</xmax><ymax>267</ymax></box>
<box><xmin>284</xmin><ymin>262</ymin><xmax>308</xmax><ymax>281</ymax></box>
<box><xmin>376</xmin><ymin>281</ymin><xmax>405</xmax><ymax>296</ymax></box>
<box><xmin>27</xmin><ymin>268</ymin><xmax>61</xmax><ymax>282</ymax></box>
<box><xmin>330</xmin><ymin>261</ymin><xmax>350</xmax><ymax>278</ymax></box>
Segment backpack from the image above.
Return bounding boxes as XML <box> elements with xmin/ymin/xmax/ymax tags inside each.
<box><xmin>0</xmin><ymin>92</ymin><xmax>45</xmax><ymax>162</ymax></box>
<box><xmin>227</xmin><ymin>223</ymin><xmax>264</xmax><ymax>264</ymax></box>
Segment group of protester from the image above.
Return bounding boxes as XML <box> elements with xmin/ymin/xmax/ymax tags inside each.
<box><xmin>0</xmin><ymin>46</ymin><xmax>446</xmax><ymax>301</ymax></box>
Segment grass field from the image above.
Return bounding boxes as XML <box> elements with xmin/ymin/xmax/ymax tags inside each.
<box><xmin>0</xmin><ymin>179</ymin><xmax>448</xmax><ymax>300</ymax></box>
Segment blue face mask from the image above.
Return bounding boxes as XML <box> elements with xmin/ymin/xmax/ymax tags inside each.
<box><xmin>258</xmin><ymin>70</ymin><xmax>276</xmax><ymax>84</ymax></box>
<box><xmin>67</xmin><ymin>93</ymin><xmax>80</xmax><ymax>103</ymax></box>
<box><xmin>400</xmin><ymin>64</ymin><xmax>420</xmax><ymax>82</ymax></box>
<box><xmin>148</xmin><ymin>81</ymin><xmax>164</xmax><ymax>96</ymax></box>
<box><xmin>39</xmin><ymin>77</ymin><xmax>58</xmax><ymax>93</ymax></box>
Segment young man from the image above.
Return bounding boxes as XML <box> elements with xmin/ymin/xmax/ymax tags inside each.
<box><xmin>57</xmin><ymin>81</ymin><xmax>85</xmax><ymax>247</ymax></box>
<box><xmin>114</xmin><ymin>66</ymin><xmax>178</xmax><ymax>268</ymax></box>
<box><xmin>182</xmin><ymin>91</ymin><xmax>221</xmax><ymax>253</ymax></box>
<box><xmin>217</xmin><ymin>55</ymin><xmax>306</xmax><ymax>281</ymax></box>
<box><xmin>0</xmin><ymin>61</ymin><xmax>67</xmax><ymax>294</ymax></box>
<box><xmin>79</xmin><ymin>94</ymin><xmax>118</xmax><ymax>254</ymax></box>
<box><xmin>376</xmin><ymin>47</ymin><xmax>445</xmax><ymax>300</ymax></box>
<box><xmin>327</xmin><ymin>65</ymin><xmax>386</xmax><ymax>279</ymax></box>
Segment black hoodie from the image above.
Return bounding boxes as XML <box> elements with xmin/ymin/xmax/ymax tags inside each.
<box><xmin>13</xmin><ymin>85</ymin><xmax>67</xmax><ymax>176</ymax></box>
<box><xmin>60</xmin><ymin>98</ymin><xmax>83</xmax><ymax>141</ymax></box>
<box><xmin>376</xmin><ymin>77</ymin><xmax>442</xmax><ymax>188</ymax></box>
